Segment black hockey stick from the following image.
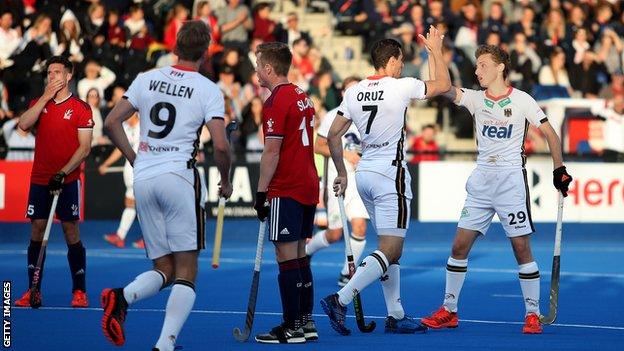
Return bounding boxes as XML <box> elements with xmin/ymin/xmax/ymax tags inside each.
<box><xmin>233</xmin><ymin>220</ymin><xmax>267</xmax><ymax>341</ymax></box>
<box><xmin>338</xmin><ymin>195</ymin><xmax>376</xmax><ymax>333</ymax></box>
<box><xmin>30</xmin><ymin>194</ymin><xmax>59</xmax><ymax>308</ymax></box>
<box><xmin>540</xmin><ymin>191</ymin><xmax>564</xmax><ymax>325</ymax></box>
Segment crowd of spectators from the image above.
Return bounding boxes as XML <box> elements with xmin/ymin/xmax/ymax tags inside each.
<box><xmin>0</xmin><ymin>0</ymin><xmax>622</xmax><ymax>161</ymax></box>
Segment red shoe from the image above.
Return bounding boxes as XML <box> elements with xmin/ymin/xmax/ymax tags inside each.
<box><xmin>101</xmin><ymin>288</ymin><xmax>128</xmax><ymax>346</ymax></box>
<box><xmin>132</xmin><ymin>238</ymin><xmax>144</xmax><ymax>249</ymax></box>
<box><xmin>421</xmin><ymin>306</ymin><xmax>459</xmax><ymax>329</ymax></box>
<box><xmin>71</xmin><ymin>290</ymin><xmax>89</xmax><ymax>308</ymax></box>
<box><xmin>104</xmin><ymin>234</ymin><xmax>125</xmax><ymax>248</ymax></box>
<box><xmin>522</xmin><ymin>313</ymin><xmax>543</xmax><ymax>334</ymax></box>
<box><xmin>14</xmin><ymin>289</ymin><xmax>41</xmax><ymax>307</ymax></box>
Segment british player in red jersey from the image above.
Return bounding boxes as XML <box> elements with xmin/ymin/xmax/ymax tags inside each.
<box><xmin>252</xmin><ymin>42</ymin><xmax>319</xmax><ymax>344</ymax></box>
<box><xmin>14</xmin><ymin>56</ymin><xmax>94</xmax><ymax>308</ymax></box>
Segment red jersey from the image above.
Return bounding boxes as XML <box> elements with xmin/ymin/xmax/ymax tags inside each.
<box><xmin>262</xmin><ymin>83</ymin><xmax>318</xmax><ymax>205</ymax></box>
<box><xmin>30</xmin><ymin>94</ymin><xmax>93</xmax><ymax>185</ymax></box>
<box><xmin>410</xmin><ymin>136</ymin><xmax>440</xmax><ymax>163</ymax></box>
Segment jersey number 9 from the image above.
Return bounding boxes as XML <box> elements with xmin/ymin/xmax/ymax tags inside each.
<box><xmin>148</xmin><ymin>102</ymin><xmax>177</xmax><ymax>139</ymax></box>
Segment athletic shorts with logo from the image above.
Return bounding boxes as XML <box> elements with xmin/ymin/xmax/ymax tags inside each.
<box><xmin>326</xmin><ymin>170</ymin><xmax>368</xmax><ymax>230</ymax></box>
<box><xmin>135</xmin><ymin>168</ymin><xmax>206</xmax><ymax>259</ymax></box>
<box><xmin>458</xmin><ymin>167</ymin><xmax>534</xmax><ymax>237</ymax></box>
<box><xmin>268</xmin><ymin>197</ymin><xmax>316</xmax><ymax>243</ymax></box>
<box><xmin>26</xmin><ymin>180</ymin><xmax>81</xmax><ymax>221</ymax></box>
<box><xmin>355</xmin><ymin>163</ymin><xmax>411</xmax><ymax>237</ymax></box>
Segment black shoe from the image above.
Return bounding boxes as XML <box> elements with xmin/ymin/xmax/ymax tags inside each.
<box><xmin>337</xmin><ymin>273</ymin><xmax>350</xmax><ymax>287</ymax></box>
<box><xmin>320</xmin><ymin>294</ymin><xmax>350</xmax><ymax>336</ymax></box>
<box><xmin>385</xmin><ymin>315</ymin><xmax>428</xmax><ymax>334</ymax></box>
<box><xmin>302</xmin><ymin>320</ymin><xmax>318</xmax><ymax>341</ymax></box>
<box><xmin>100</xmin><ymin>288</ymin><xmax>128</xmax><ymax>346</ymax></box>
<box><xmin>255</xmin><ymin>324</ymin><xmax>306</xmax><ymax>344</ymax></box>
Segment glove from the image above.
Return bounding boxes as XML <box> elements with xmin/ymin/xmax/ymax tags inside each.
<box><xmin>553</xmin><ymin>166</ymin><xmax>572</xmax><ymax>197</ymax></box>
<box><xmin>253</xmin><ymin>191</ymin><xmax>269</xmax><ymax>222</ymax></box>
<box><xmin>48</xmin><ymin>171</ymin><xmax>66</xmax><ymax>192</ymax></box>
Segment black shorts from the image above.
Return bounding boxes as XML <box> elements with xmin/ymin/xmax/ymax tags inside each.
<box><xmin>268</xmin><ymin>197</ymin><xmax>316</xmax><ymax>243</ymax></box>
<box><xmin>26</xmin><ymin>180</ymin><xmax>81</xmax><ymax>221</ymax></box>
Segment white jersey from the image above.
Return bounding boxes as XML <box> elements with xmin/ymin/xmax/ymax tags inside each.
<box><xmin>459</xmin><ymin>87</ymin><xmax>546</xmax><ymax>169</ymax></box>
<box><xmin>337</xmin><ymin>76</ymin><xmax>426</xmax><ymax>172</ymax></box>
<box><xmin>317</xmin><ymin>108</ymin><xmax>362</xmax><ymax>175</ymax></box>
<box><xmin>124</xmin><ymin>65</ymin><xmax>225</xmax><ymax>181</ymax></box>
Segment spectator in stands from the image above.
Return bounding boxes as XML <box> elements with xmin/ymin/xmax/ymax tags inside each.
<box><xmin>107</xmin><ymin>10</ymin><xmax>126</xmax><ymax>48</ymax></box>
<box><xmin>220</xmin><ymin>47</ymin><xmax>244</xmax><ymax>83</ymax></box>
<box><xmin>239</xmin><ymin>38</ymin><xmax>263</xmax><ymax>85</ymax></box>
<box><xmin>479</xmin><ymin>1</ymin><xmax>508</xmax><ymax>44</ymax></box>
<box><xmin>0</xmin><ymin>81</ymin><xmax>12</xmax><ymax>120</ymax></box>
<box><xmin>2</xmin><ymin>117</ymin><xmax>35</xmax><ymax>161</ymax></box>
<box><xmin>407</xmin><ymin>3</ymin><xmax>426</xmax><ymax>45</ymax></box>
<box><xmin>569</xmin><ymin>50</ymin><xmax>605</xmax><ymax>99</ymax></box>
<box><xmin>455</xmin><ymin>1</ymin><xmax>481</xmax><ymax>64</ymax></box>
<box><xmin>391</xmin><ymin>23</ymin><xmax>421</xmax><ymax>78</ymax></box>
<box><xmin>425</xmin><ymin>0</ymin><xmax>446</xmax><ymax>29</ymax></box>
<box><xmin>50</xmin><ymin>9</ymin><xmax>84</xmax><ymax>64</ymax></box>
<box><xmin>0</xmin><ymin>11</ymin><xmax>21</xmax><ymax>66</ymax></box>
<box><xmin>292</xmin><ymin>38</ymin><xmax>315</xmax><ymax>82</ymax></box>
<box><xmin>102</xmin><ymin>85</ymin><xmax>126</xmax><ymax>117</ymax></box>
<box><xmin>288</xmin><ymin>66</ymin><xmax>309</xmax><ymax>92</ymax></box>
<box><xmin>308</xmin><ymin>70</ymin><xmax>340</xmax><ymax>111</ymax></box>
<box><xmin>77</xmin><ymin>59</ymin><xmax>116</xmax><ymax>101</ymax></box>
<box><xmin>591</xmin><ymin>94</ymin><xmax>624</xmax><ymax>162</ymax></box>
<box><xmin>276</xmin><ymin>12</ymin><xmax>312</xmax><ymax>47</ymax></box>
<box><xmin>217</xmin><ymin>0</ymin><xmax>253</xmax><ymax>51</ymax></box>
<box><xmin>252</xmin><ymin>2</ymin><xmax>277</xmax><ymax>42</ymax></box>
<box><xmin>163</xmin><ymin>4</ymin><xmax>189</xmax><ymax>51</ymax></box>
<box><xmin>509</xmin><ymin>32</ymin><xmax>541</xmax><ymax>92</ymax></box>
<box><xmin>510</xmin><ymin>5</ymin><xmax>539</xmax><ymax>47</ymax></box>
<box><xmin>540</xmin><ymin>8</ymin><xmax>569</xmax><ymax>55</ymax></box>
<box><xmin>538</xmin><ymin>47</ymin><xmax>573</xmax><ymax>97</ymax></box>
<box><xmin>217</xmin><ymin>65</ymin><xmax>243</xmax><ymax>119</ymax></box>
<box><xmin>567</xmin><ymin>4</ymin><xmax>588</xmax><ymax>35</ymax></box>
<box><xmin>409</xmin><ymin>124</ymin><xmax>440</xmax><ymax>163</ymax></box>
<box><xmin>239</xmin><ymin>70</ymin><xmax>268</xmax><ymax>107</ymax></box>
<box><xmin>308</xmin><ymin>46</ymin><xmax>334</xmax><ymax>78</ymax></box>
<box><xmin>195</xmin><ymin>1</ymin><xmax>222</xmax><ymax>55</ymax></box>
<box><xmin>240</xmin><ymin>96</ymin><xmax>264</xmax><ymax>161</ymax></box>
<box><xmin>124</xmin><ymin>5</ymin><xmax>146</xmax><ymax>39</ymax></box>
<box><xmin>86</xmin><ymin>88</ymin><xmax>107</xmax><ymax>146</ymax></box>
<box><xmin>595</xmin><ymin>27</ymin><xmax>623</xmax><ymax>75</ymax></box>
<box><xmin>599</xmin><ymin>71</ymin><xmax>624</xmax><ymax>100</ymax></box>
<box><xmin>590</xmin><ymin>3</ymin><xmax>615</xmax><ymax>38</ymax></box>
<box><xmin>128</xmin><ymin>24</ymin><xmax>154</xmax><ymax>51</ymax></box>
<box><xmin>570</xmin><ymin>27</ymin><xmax>591</xmax><ymax>65</ymax></box>
<box><xmin>83</xmin><ymin>2</ymin><xmax>106</xmax><ymax>42</ymax></box>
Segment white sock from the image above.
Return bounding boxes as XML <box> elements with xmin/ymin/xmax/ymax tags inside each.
<box><xmin>155</xmin><ymin>282</ymin><xmax>196</xmax><ymax>351</ymax></box>
<box><xmin>123</xmin><ymin>270</ymin><xmax>165</xmax><ymax>305</ymax></box>
<box><xmin>381</xmin><ymin>264</ymin><xmax>404</xmax><ymax>319</ymax></box>
<box><xmin>116</xmin><ymin>207</ymin><xmax>136</xmax><ymax>240</ymax></box>
<box><xmin>518</xmin><ymin>261</ymin><xmax>540</xmax><ymax>316</ymax></box>
<box><xmin>338</xmin><ymin>250</ymin><xmax>388</xmax><ymax>306</ymax></box>
<box><xmin>305</xmin><ymin>230</ymin><xmax>329</xmax><ymax>256</ymax></box>
<box><xmin>443</xmin><ymin>257</ymin><xmax>467</xmax><ymax>313</ymax></box>
<box><xmin>341</xmin><ymin>234</ymin><xmax>366</xmax><ymax>275</ymax></box>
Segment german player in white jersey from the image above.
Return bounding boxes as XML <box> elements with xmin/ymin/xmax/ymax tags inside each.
<box><xmin>99</xmin><ymin>113</ymin><xmax>145</xmax><ymax>249</ymax></box>
<box><xmin>305</xmin><ymin>76</ymin><xmax>369</xmax><ymax>287</ymax></box>
<box><xmin>321</xmin><ymin>27</ymin><xmax>452</xmax><ymax>335</ymax></box>
<box><xmin>420</xmin><ymin>45</ymin><xmax>573</xmax><ymax>334</ymax></box>
<box><xmin>99</xmin><ymin>21</ymin><xmax>232</xmax><ymax>351</ymax></box>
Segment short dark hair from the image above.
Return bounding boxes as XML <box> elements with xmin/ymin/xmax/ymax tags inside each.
<box><xmin>46</xmin><ymin>56</ymin><xmax>73</xmax><ymax>73</ymax></box>
<box><xmin>257</xmin><ymin>42</ymin><xmax>292</xmax><ymax>76</ymax></box>
<box><xmin>370</xmin><ymin>39</ymin><xmax>402</xmax><ymax>70</ymax></box>
<box><xmin>342</xmin><ymin>76</ymin><xmax>360</xmax><ymax>90</ymax></box>
<box><xmin>175</xmin><ymin>20</ymin><xmax>211</xmax><ymax>61</ymax></box>
<box><xmin>475</xmin><ymin>44</ymin><xmax>510</xmax><ymax>79</ymax></box>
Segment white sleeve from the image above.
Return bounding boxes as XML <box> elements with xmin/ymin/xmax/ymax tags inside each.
<box><xmin>458</xmin><ymin>88</ymin><xmax>480</xmax><ymax>115</ymax></box>
<box><xmin>524</xmin><ymin>95</ymin><xmax>548</xmax><ymax>127</ymax></box>
<box><xmin>123</xmin><ymin>73</ymin><xmax>142</xmax><ymax>109</ymax></box>
<box><xmin>317</xmin><ymin>110</ymin><xmax>336</xmax><ymax>138</ymax></box>
<box><xmin>399</xmin><ymin>77</ymin><xmax>426</xmax><ymax>101</ymax></box>
<box><xmin>336</xmin><ymin>92</ymin><xmax>351</xmax><ymax>120</ymax></box>
<box><xmin>203</xmin><ymin>87</ymin><xmax>225</xmax><ymax>123</ymax></box>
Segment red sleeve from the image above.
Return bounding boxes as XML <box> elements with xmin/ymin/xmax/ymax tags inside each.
<box><xmin>264</xmin><ymin>92</ymin><xmax>290</xmax><ymax>139</ymax></box>
<box><xmin>163</xmin><ymin>21</ymin><xmax>178</xmax><ymax>51</ymax></box>
<box><xmin>77</xmin><ymin>102</ymin><xmax>94</xmax><ymax>129</ymax></box>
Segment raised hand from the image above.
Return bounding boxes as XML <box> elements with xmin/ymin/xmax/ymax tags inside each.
<box><xmin>418</xmin><ymin>25</ymin><xmax>444</xmax><ymax>55</ymax></box>
<box><xmin>43</xmin><ymin>79</ymin><xmax>64</xmax><ymax>101</ymax></box>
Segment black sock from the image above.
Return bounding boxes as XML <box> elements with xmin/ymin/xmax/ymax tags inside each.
<box><xmin>298</xmin><ymin>256</ymin><xmax>313</xmax><ymax>323</ymax></box>
<box><xmin>27</xmin><ymin>240</ymin><xmax>45</xmax><ymax>289</ymax></box>
<box><xmin>67</xmin><ymin>241</ymin><xmax>86</xmax><ymax>292</ymax></box>
<box><xmin>278</xmin><ymin>259</ymin><xmax>302</xmax><ymax>329</ymax></box>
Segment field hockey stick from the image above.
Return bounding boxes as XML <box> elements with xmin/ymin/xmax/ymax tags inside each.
<box><xmin>212</xmin><ymin>121</ymin><xmax>238</xmax><ymax>269</ymax></box>
<box><xmin>233</xmin><ymin>220</ymin><xmax>267</xmax><ymax>341</ymax></box>
<box><xmin>540</xmin><ymin>191</ymin><xmax>564</xmax><ymax>325</ymax></box>
<box><xmin>338</xmin><ymin>195</ymin><xmax>376</xmax><ymax>333</ymax></box>
<box><xmin>29</xmin><ymin>193</ymin><xmax>59</xmax><ymax>308</ymax></box>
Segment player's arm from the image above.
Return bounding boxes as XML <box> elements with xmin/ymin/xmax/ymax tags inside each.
<box><xmin>419</xmin><ymin>26</ymin><xmax>451</xmax><ymax>99</ymax></box>
<box><xmin>314</xmin><ymin>135</ymin><xmax>330</xmax><ymax>157</ymax></box>
<box><xmin>104</xmin><ymin>99</ymin><xmax>138</xmax><ymax>166</ymax></box>
<box><xmin>206</xmin><ymin>118</ymin><xmax>232</xmax><ymax>199</ymax></box>
<box><xmin>59</xmin><ymin>129</ymin><xmax>93</xmax><ymax>175</ymax></box>
<box><xmin>538</xmin><ymin>120</ymin><xmax>572</xmax><ymax>196</ymax></box>
<box><xmin>257</xmin><ymin>138</ymin><xmax>282</xmax><ymax>192</ymax></box>
<box><xmin>18</xmin><ymin>79</ymin><xmax>64</xmax><ymax>130</ymax></box>
<box><xmin>99</xmin><ymin>148</ymin><xmax>123</xmax><ymax>174</ymax></box>
<box><xmin>327</xmin><ymin>114</ymin><xmax>352</xmax><ymax>196</ymax></box>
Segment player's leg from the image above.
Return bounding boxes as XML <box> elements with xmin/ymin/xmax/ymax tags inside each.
<box><xmin>298</xmin><ymin>204</ymin><xmax>317</xmax><ymax>340</ymax></box>
<box><xmin>105</xmin><ymin>166</ymin><xmax>137</xmax><ymax>248</ymax></box>
<box><xmin>256</xmin><ymin>197</ymin><xmax>306</xmax><ymax>344</ymax></box>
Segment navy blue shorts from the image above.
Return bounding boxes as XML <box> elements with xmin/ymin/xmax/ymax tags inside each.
<box><xmin>268</xmin><ymin>197</ymin><xmax>316</xmax><ymax>242</ymax></box>
<box><xmin>26</xmin><ymin>180</ymin><xmax>81</xmax><ymax>221</ymax></box>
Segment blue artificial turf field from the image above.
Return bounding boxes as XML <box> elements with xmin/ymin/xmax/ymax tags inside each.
<box><xmin>1</xmin><ymin>220</ymin><xmax>622</xmax><ymax>350</ymax></box>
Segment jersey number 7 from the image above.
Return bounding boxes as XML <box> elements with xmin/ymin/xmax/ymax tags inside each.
<box><xmin>363</xmin><ymin>105</ymin><xmax>378</xmax><ymax>134</ymax></box>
